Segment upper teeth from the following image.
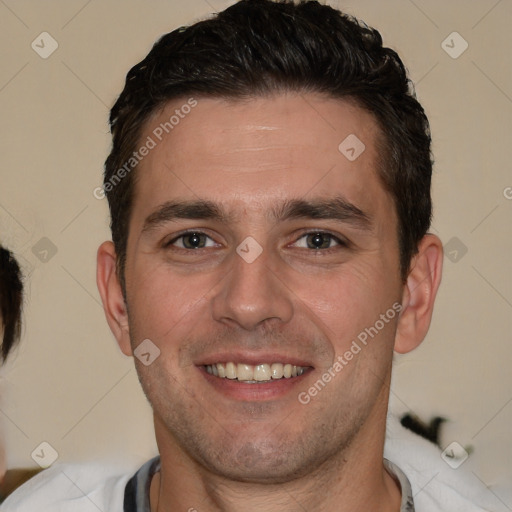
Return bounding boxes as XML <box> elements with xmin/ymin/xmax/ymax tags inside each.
<box><xmin>205</xmin><ymin>362</ymin><xmax>306</xmax><ymax>381</ymax></box>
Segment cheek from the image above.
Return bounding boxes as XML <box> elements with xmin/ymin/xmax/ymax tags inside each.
<box><xmin>127</xmin><ymin>259</ymin><xmax>210</xmax><ymax>343</ymax></box>
<box><xmin>127</xmin><ymin>254</ymin><xmax>239</xmax><ymax>358</ymax></box>
<box><xmin>292</xmin><ymin>261</ymin><xmax>397</xmax><ymax>348</ymax></box>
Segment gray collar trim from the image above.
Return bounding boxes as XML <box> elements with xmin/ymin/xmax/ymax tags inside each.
<box><xmin>384</xmin><ymin>458</ymin><xmax>415</xmax><ymax>511</ymax></box>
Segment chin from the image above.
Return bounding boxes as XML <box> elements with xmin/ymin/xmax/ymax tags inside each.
<box><xmin>181</xmin><ymin>424</ymin><xmax>348</xmax><ymax>485</ymax></box>
<box><xmin>205</xmin><ymin>441</ymin><xmax>314</xmax><ymax>484</ymax></box>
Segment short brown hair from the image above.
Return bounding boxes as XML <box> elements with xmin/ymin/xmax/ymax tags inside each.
<box><xmin>105</xmin><ymin>0</ymin><xmax>432</xmax><ymax>289</ymax></box>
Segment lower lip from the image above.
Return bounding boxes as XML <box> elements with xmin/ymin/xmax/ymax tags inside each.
<box><xmin>198</xmin><ymin>366</ymin><xmax>311</xmax><ymax>401</ymax></box>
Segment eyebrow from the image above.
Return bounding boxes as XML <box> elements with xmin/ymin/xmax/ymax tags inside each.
<box><xmin>142</xmin><ymin>197</ymin><xmax>372</xmax><ymax>233</ymax></box>
<box><xmin>142</xmin><ymin>200</ymin><xmax>231</xmax><ymax>233</ymax></box>
<box><xmin>273</xmin><ymin>197</ymin><xmax>372</xmax><ymax>230</ymax></box>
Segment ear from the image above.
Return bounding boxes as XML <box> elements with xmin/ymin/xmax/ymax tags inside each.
<box><xmin>394</xmin><ymin>234</ymin><xmax>443</xmax><ymax>354</ymax></box>
<box><xmin>96</xmin><ymin>241</ymin><xmax>132</xmax><ymax>356</ymax></box>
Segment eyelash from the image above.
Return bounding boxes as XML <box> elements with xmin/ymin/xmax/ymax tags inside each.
<box><xmin>165</xmin><ymin>231</ymin><xmax>219</xmax><ymax>250</ymax></box>
<box><xmin>164</xmin><ymin>230</ymin><xmax>348</xmax><ymax>252</ymax></box>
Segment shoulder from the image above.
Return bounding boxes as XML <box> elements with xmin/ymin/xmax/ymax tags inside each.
<box><xmin>1</xmin><ymin>461</ymin><xmax>135</xmax><ymax>511</ymax></box>
<box><xmin>385</xmin><ymin>414</ymin><xmax>505</xmax><ymax>512</ymax></box>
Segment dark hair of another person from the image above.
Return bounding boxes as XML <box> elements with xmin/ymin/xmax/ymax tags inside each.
<box><xmin>105</xmin><ymin>0</ymin><xmax>432</xmax><ymax>292</ymax></box>
<box><xmin>0</xmin><ymin>247</ymin><xmax>23</xmax><ymax>362</ymax></box>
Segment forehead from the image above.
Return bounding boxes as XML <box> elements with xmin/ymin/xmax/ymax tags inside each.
<box><xmin>131</xmin><ymin>93</ymin><xmax>391</xmax><ymax>227</ymax></box>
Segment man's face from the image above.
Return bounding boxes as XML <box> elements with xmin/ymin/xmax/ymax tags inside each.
<box><xmin>122</xmin><ymin>93</ymin><xmax>403</xmax><ymax>482</ymax></box>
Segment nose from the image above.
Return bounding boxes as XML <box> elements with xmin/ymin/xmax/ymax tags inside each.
<box><xmin>211</xmin><ymin>245</ymin><xmax>294</xmax><ymax>331</ymax></box>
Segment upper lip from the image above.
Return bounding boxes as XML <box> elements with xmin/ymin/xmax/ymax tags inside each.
<box><xmin>197</xmin><ymin>352</ymin><xmax>314</xmax><ymax>368</ymax></box>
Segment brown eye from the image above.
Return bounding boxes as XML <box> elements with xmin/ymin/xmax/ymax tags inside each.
<box><xmin>306</xmin><ymin>233</ymin><xmax>333</xmax><ymax>249</ymax></box>
<box><xmin>293</xmin><ymin>232</ymin><xmax>345</xmax><ymax>250</ymax></box>
<box><xmin>182</xmin><ymin>233</ymin><xmax>206</xmax><ymax>249</ymax></box>
<box><xmin>168</xmin><ymin>232</ymin><xmax>215</xmax><ymax>249</ymax></box>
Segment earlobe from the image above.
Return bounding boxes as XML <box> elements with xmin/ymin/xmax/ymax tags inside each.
<box><xmin>96</xmin><ymin>241</ymin><xmax>133</xmax><ymax>356</ymax></box>
<box><xmin>394</xmin><ymin>234</ymin><xmax>443</xmax><ymax>354</ymax></box>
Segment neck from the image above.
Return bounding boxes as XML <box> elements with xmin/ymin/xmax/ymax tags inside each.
<box><xmin>150</xmin><ymin>403</ymin><xmax>401</xmax><ymax>512</ymax></box>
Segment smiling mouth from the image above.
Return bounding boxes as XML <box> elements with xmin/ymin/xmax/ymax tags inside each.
<box><xmin>203</xmin><ymin>362</ymin><xmax>310</xmax><ymax>383</ymax></box>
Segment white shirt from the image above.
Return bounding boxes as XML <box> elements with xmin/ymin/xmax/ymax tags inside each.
<box><xmin>1</xmin><ymin>417</ymin><xmax>504</xmax><ymax>511</ymax></box>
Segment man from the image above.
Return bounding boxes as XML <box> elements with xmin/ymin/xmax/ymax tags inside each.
<box><xmin>2</xmin><ymin>1</ymin><xmax>500</xmax><ymax>510</ymax></box>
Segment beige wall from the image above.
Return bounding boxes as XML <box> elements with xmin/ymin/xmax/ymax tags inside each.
<box><xmin>1</xmin><ymin>0</ymin><xmax>511</xmax><ymax>502</ymax></box>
